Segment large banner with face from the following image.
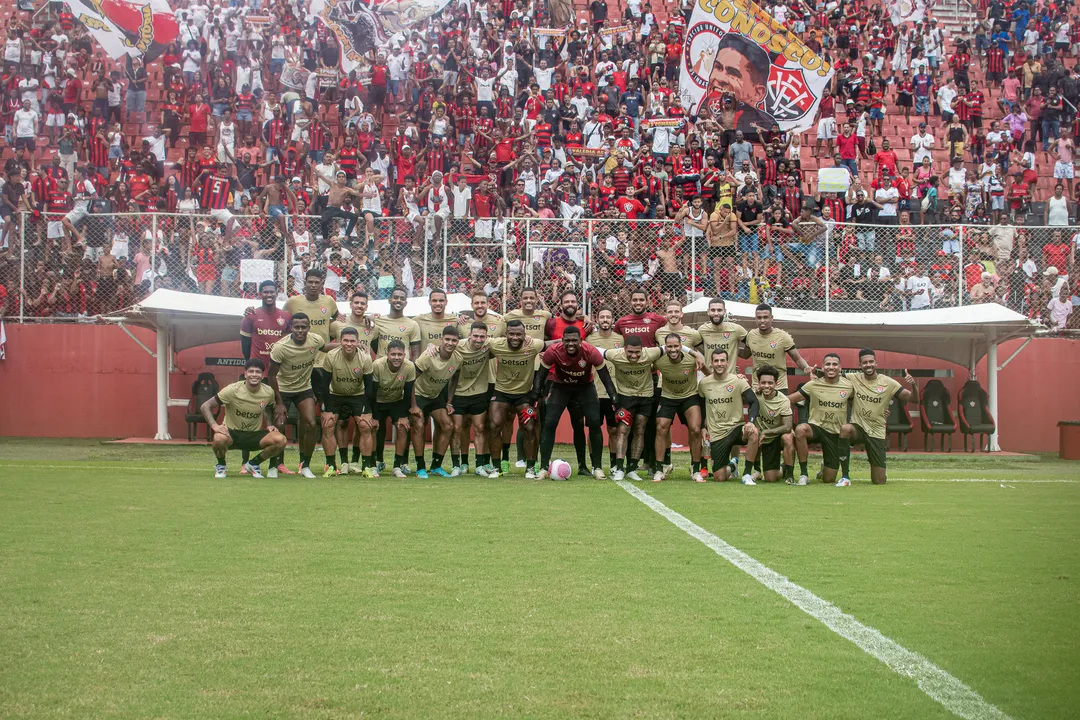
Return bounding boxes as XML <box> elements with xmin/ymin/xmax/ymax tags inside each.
<box><xmin>679</xmin><ymin>0</ymin><xmax>834</xmax><ymax>138</ymax></box>
<box><xmin>311</xmin><ymin>0</ymin><xmax>453</xmax><ymax>73</ymax></box>
<box><xmin>888</xmin><ymin>0</ymin><xmax>926</xmax><ymax>26</ymax></box>
<box><xmin>69</xmin><ymin>0</ymin><xmax>178</xmax><ymax>61</ymax></box>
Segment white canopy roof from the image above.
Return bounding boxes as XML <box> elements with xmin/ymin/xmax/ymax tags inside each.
<box><xmin>681</xmin><ymin>299</ymin><xmax>1040</xmax><ymax>367</ymax></box>
<box><xmin>123</xmin><ymin>289</ymin><xmax>475</xmax><ymax>352</ymax></box>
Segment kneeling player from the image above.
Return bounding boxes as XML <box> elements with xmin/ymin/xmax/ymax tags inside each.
<box><xmin>202</xmin><ymin>359</ymin><xmax>288</xmax><ymax>478</ymax></box>
<box><xmin>699</xmin><ymin>349</ymin><xmax>760</xmax><ymax>483</ymax></box>
<box><xmin>841</xmin><ymin>348</ymin><xmax>918</xmax><ymax>485</ymax></box>
<box><xmin>788</xmin><ymin>353</ymin><xmax>853</xmax><ymax>486</ymax></box>
<box><xmin>320</xmin><ymin>327</ymin><xmax>376</xmax><ymax>477</ymax></box>
<box><xmin>742</xmin><ymin>365</ymin><xmax>794</xmax><ymax>483</ymax></box>
<box><xmin>371</xmin><ymin>340</ymin><xmax>417</xmax><ymax>477</ymax></box>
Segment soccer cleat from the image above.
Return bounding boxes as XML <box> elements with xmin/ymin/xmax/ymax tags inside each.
<box><xmin>349</xmin><ymin>463</ymin><xmax>363</xmax><ymax>475</ymax></box>
<box><xmin>536</xmin><ymin>468</ymin><xmax>549</xmax><ymax>481</ymax></box>
<box><xmin>627</xmin><ymin>470</ymin><xmax>643</xmax><ymax>482</ymax></box>
<box><xmin>450</xmin><ymin>465</ymin><xmax>461</xmax><ymax>477</ymax></box>
<box><xmin>796</xmin><ymin>474</ymin><xmax>809</xmax><ymax>486</ymax></box>
<box><xmin>752</xmin><ymin>471</ymin><xmax>763</xmax><ymax>482</ymax></box>
<box><xmin>242</xmin><ymin>462</ymin><xmax>264</xmax><ymax>479</ymax></box>
<box><xmin>362</xmin><ymin>467</ymin><xmax>379</xmax><ymax>478</ymax></box>
<box><xmin>276</xmin><ymin>464</ymin><xmax>296</xmax><ymax>475</ymax></box>
<box><xmin>377</xmin><ymin>461</ymin><xmax>386</xmax><ymax>472</ymax></box>
<box><xmin>392</xmin><ymin>466</ymin><xmax>407</xmax><ymax>478</ymax></box>
<box><xmin>214</xmin><ymin>465</ymin><xmax>227</xmax><ymax>479</ymax></box>
<box><xmin>431</xmin><ymin>467</ymin><xmax>451</xmax><ymax>477</ymax></box>
<box><xmin>741</xmin><ymin>474</ymin><xmax>756</xmax><ymax>485</ymax></box>
<box><xmin>486</xmin><ymin>468</ymin><xmax>500</xmax><ymax>479</ymax></box>
<box><xmin>612</xmin><ymin>469</ymin><xmax>625</xmax><ymax>481</ymax></box>
<box><xmin>338</xmin><ymin>462</ymin><xmax>351</xmax><ymax>474</ymax></box>
<box><xmin>578</xmin><ymin>466</ymin><xmax>593</xmax><ymax>477</ymax></box>
<box><xmin>300</xmin><ymin>466</ymin><xmax>316</xmax><ymax>479</ymax></box>
<box><xmin>525</xmin><ymin>467</ymin><xmax>538</xmax><ymax>479</ymax></box>
<box><xmin>501</xmin><ymin>460</ymin><xmax>511</xmax><ymax>474</ymax></box>
<box><xmin>267</xmin><ymin>467</ymin><xmax>279</xmax><ymax>479</ymax></box>
<box><xmin>652</xmin><ymin>471</ymin><xmax>665</xmax><ymax>483</ymax></box>
<box><xmin>662</xmin><ymin>463</ymin><xmax>673</xmax><ymax>475</ymax></box>
<box><xmin>692</xmin><ymin>471</ymin><xmax>705</xmax><ymax>483</ymax></box>
<box><xmin>239</xmin><ymin>464</ymin><xmax>252</xmax><ymax>476</ymax></box>
<box><xmin>459</xmin><ymin>464</ymin><xmax>470</xmax><ymax>476</ymax></box>
<box><xmin>416</xmin><ymin>469</ymin><xmax>429</xmax><ymax>479</ymax></box>
<box><xmin>474</xmin><ymin>465</ymin><xmax>489</xmax><ymax>478</ymax></box>
<box><xmin>323</xmin><ymin>466</ymin><xmax>338</xmax><ymax>478</ymax></box>
<box><xmin>836</xmin><ymin>477</ymin><xmax>852</xmax><ymax>487</ymax></box>
<box><xmin>593</xmin><ymin>468</ymin><xmax>606</xmax><ymax>480</ymax></box>
<box><xmin>400</xmin><ymin>465</ymin><xmax>415</xmax><ymax>476</ymax></box>
<box><xmin>515</xmin><ymin>460</ymin><xmax>527</xmax><ymax>469</ymax></box>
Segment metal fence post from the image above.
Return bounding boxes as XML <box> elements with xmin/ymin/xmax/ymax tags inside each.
<box><xmin>150</xmin><ymin>213</ymin><xmax>158</xmax><ymax>291</ymax></box>
<box><xmin>824</xmin><ymin>224</ymin><xmax>831</xmax><ymax>312</ymax></box>
<box><xmin>957</xmin><ymin>224</ymin><xmax>964</xmax><ymax>307</ymax></box>
<box><xmin>586</xmin><ymin>220</ymin><xmax>594</xmax><ymax>313</ymax></box>
<box><xmin>18</xmin><ymin>211</ymin><xmax>25</xmax><ymax>321</ymax></box>
<box><xmin>442</xmin><ymin>219</ymin><xmax>448</xmax><ymax>293</ymax></box>
<box><xmin>690</xmin><ymin>229</ymin><xmax>696</xmax><ymax>304</ymax></box>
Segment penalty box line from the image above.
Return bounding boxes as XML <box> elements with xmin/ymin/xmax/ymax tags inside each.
<box><xmin>615</xmin><ymin>480</ymin><xmax>1012</xmax><ymax>720</ymax></box>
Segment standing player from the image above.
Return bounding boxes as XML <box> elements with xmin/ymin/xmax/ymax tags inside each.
<box><xmin>339</xmin><ymin>289</ymin><xmax>378</xmax><ymax>472</ymax></box>
<box><xmin>239</xmin><ymin>279</ymin><xmax>292</xmax><ymax>477</ymax></box>
<box><xmin>457</xmin><ymin>290</ymin><xmax>503</xmax><ymax>335</ymax></box>
<box><xmin>267</xmin><ymin>314</ymin><xmax>326</xmax><ymax>478</ymax></box>
<box><xmin>653</xmin><ymin>335</ymin><xmax>707</xmax><ymax>482</ymax></box>
<box><xmin>598</xmin><ymin>336</ymin><xmax>664</xmax><ymax>481</ymax></box>
<box><xmin>697</xmin><ymin>297</ymin><xmax>747</xmax><ymax>376</ymax></box>
<box><xmin>654</xmin><ymin>300</ymin><xmax>703</xmax><ymax>349</ymax></box>
<box><xmin>614</xmin><ymin>289</ymin><xmax>669</xmax><ymax>467</ymax></box>
<box><xmin>283</xmin><ymin>268</ymin><xmax>341</xmax><ymax>414</ymax></box>
<box><xmin>499</xmin><ymin>288</ymin><xmax>551</xmax><ymax>472</ymax></box>
<box><xmin>841</xmin><ymin>348</ymin><xmax>918</xmax><ymax>485</ymax></box>
<box><xmin>371</xmin><ymin>340</ymin><xmax>417</xmax><ymax>477</ymax></box>
<box><xmin>544</xmin><ymin>290</ymin><xmax>593</xmax><ymax>475</ymax></box>
<box><xmin>319</xmin><ymin>327</ymin><xmax>375</xmax><ymax>477</ymax></box>
<box><xmin>454</xmin><ymin>292</ymin><xmax>502</xmax><ymax>474</ymax></box>
<box><xmin>411</xmin><ymin>326</ymin><xmax>463</xmax><ymax>478</ymax></box>
<box><xmin>738</xmin><ymin>303</ymin><xmax>812</xmax><ymax>393</ymax></box>
<box><xmin>201</xmin><ymin>359</ymin><xmax>287</xmax><ymax>478</ymax></box>
<box><xmin>586</xmin><ymin>308</ymin><xmax>623</xmax><ymax>471</ymax></box>
<box><xmin>787</xmin><ymin>353</ymin><xmax>854</xmax><ymax>486</ymax></box>
<box><xmin>698</xmin><ymin>349</ymin><xmax>760</xmax><ymax>483</ymax></box>
<box><xmin>451</xmin><ymin>322</ymin><xmax>496</xmax><ymax>477</ymax></box>
<box><xmin>487</xmin><ymin>320</ymin><xmax>543</xmax><ymax>478</ymax></box>
<box><xmin>742</xmin><ymin>365</ymin><xmax>794</xmax><ymax>483</ymax></box>
<box><xmin>415</xmin><ymin>289</ymin><xmax>458</xmax><ymax>349</ymax></box>
<box><xmin>371</xmin><ymin>286</ymin><xmax>421</xmax><ymax>470</ymax></box>
<box><xmin>535</xmin><ymin>326</ymin><xmax>617</xmax><ymax>480</ymax></box>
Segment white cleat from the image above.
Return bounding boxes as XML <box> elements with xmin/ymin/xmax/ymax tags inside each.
<box><xmin>242</xmin><ymin>462</ymin><xmax>264</xmax><ymax>479</ymax></box>
<box><xmin>525</xmin><ymin>467</ymin><xmax>537</xmax><ymax>479</ymax></box>
<box><xmin>796</xmin><ymin>474</ymin><xmax>809</xmax><ymax>486</ymax></box>
<box><xmin>450</xmin><ymin>465</ymin><xmax>462</xmax><ymax>477</ymax></box>
<box><xmin>692</xmin><ymin>471</ymin><xmax>705</xmax><ymax>483</ymax></box>
<box><xmin>741</xmin><ymin>474</ymin><xmax>756</xmax><ymax>485</ymax></box>
<box><xmin>214</xmin><ymin>465</ymin><xmax>227</xmax><ymax>479</ymax></box>
<box><xmin>836</xmin><ymin>477</ymin><xmax>852</xmax><ymax>487</ymax></box>
<box><xmin>752</xmin><ymin>471</ymin><xmax>763</xmax><ymax>483</ymax></box>
<box><xmin>612</xmin><ymin>469</ymin><xmax>625</xmax><ymax>481</ymax></box>
<box><xmin>652</xmin><ymin>471</ymin><xmax>665</xmax><ymax>483</ymax></box>
<box><xmin>593</xmin><ymin>468</ymin><xmax>606</xmax><ymax>480</ymax></box>
<box><xmin>475</xmin><ymin>465</ymin><xmax>489</xmax><ymax>478</ymax></box>
<box><xmin>338</xmin><ymin>462</ymin><xmax>351</xmax><ymax>474</ymax></box>
<box><xmin>627</xmin><ymin>470</ymin><xmax>643</xmax><ymax>482</ymax></box>
<box><xmin>267</xmin><ymin>467</ymin><xmax>279</xmax><ymax>479</ymax></box>
<box><xmin>662</xmin><ymin>463</ymin><xmax>673</xmax><ymax>475</ymax></box>
<box><xmin>515</xmin><ymin>460</ymin><xmax>527</xmax><ymax>469</ymax></box>
<box><xmin>299</xmin><ymin>466</ymin><xmax>316</xmax><ymax>479</ymax></box>
<box><xmin>392</xmin><ymin>466</ymin><xmax>407</xmax><ymax>478</ymax></box>
<box><xmin>350</xmin><ymin>463</ymin><xmax>364</xmax><ymax>475</ymax></box>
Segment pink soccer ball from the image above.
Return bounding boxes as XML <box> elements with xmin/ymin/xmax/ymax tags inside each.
<box><xmin>549</xmin><ymin>459</ymin><xmax>572</xmax><ymax>480</ymax></box>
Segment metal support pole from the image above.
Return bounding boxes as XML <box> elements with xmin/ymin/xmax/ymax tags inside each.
<box><xmin>150</xmin><ymin>214</ymin><xmax>158</xmax><ymax>291</ymax></box>
<box><xmin>957</xmin><ymin>225</ymin><xmax>964</xmax><ymax>307</ymax></box>
<box><xmin>690</xmin><ymin>233</ymin><xmax>696</xmax><ymax>305</ymax></box>
<box><xmin>155</xmin><ymin>320</ymin><xmax>172</xmax><ymax>440</ymax></box>
<box><xmin>824</xmin><ymin>225</ymin><xmax>831</xmax><ymax>312</ymax></box>
<box><xmin>987</xmin><ymin>330</ymin><xmax>999</xmax><ymax>451</ymax></box>
<box><xmin>18</xmin><ymin>211</ymin><xmax>25</xmax><ymax>321</ymax></box>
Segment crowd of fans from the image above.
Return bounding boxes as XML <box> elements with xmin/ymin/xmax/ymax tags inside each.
<box><xmin>0</xmin><ymin>0</ymin><xmax>1076</xmax><ymax>328</ymax></box>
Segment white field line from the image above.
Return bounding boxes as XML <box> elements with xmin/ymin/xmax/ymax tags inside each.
<box><xmin>888</xmin><ymin>477</ymin><xmax>1077</xmax><ymax>484</ymax></box>
<box><xmin>615</xmin><ymin>480</ymin><xmax>1012</xmax><ymax>720</ymax></box>
<box><xmin>0</xmin><ymin>463</ymin><xmax>205</xmax><ymax>473</ymax></box>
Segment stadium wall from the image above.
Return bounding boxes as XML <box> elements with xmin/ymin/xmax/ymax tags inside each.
<box><xmin>1</xmin><ymin>325</ymin><xmax>1076</xmax><ymax>454</ymax></box>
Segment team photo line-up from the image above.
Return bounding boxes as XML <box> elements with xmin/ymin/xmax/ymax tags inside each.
<box><xmin>205</xmin><ymin>267</ymin><xmax>919</xmax><ymax>485</ymax></box>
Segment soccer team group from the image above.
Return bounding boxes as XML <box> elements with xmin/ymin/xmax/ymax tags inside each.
<box><xmin>204</xmin><ymin>270</ymin><xmax>919</xmax><ymax>486</ymax></box>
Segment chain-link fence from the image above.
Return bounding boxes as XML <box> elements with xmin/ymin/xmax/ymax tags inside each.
<box><xmin>3</xmin><ymin>210</ymin><xmax>1074</xmax><ymax>325</ymax></box>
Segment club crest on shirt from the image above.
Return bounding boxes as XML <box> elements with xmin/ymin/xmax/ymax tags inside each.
<box><xmin>839</xmin><ymin>390</ymin><xmax>848</xmax><ymax>398</ymax></box>
<box><xmin>396</xmin><ymin>375</ymin><xmax>405</xmax><ymax>382</ymax></box>
<box><xmin>767</xmin><ymin>408</ymin><xmax>777</xmax><ymax>416</ymax></box>
<box><xmin>320</xmin><ymin>307</ymin><xmax>327</xmax><ymax>314</ymax></box>
<box><xmin>875</xmin><ymin>385</ymin><xmax>886</xmax><ymax>393</ymax></box>
<box><xmin>723</xmin><ymin>332</ymin><xmax>730</xmax><ymax>339</ymax></box>
<box><xmin>682</xmin><ymin>369</ymin><xmax>691</xmax><ymax>376</ymax></box>
<box><xmin>769</xmin><ymin>341</ymin><xmax>778</xmax><ymax>349</ymax></box>
<box><xmin>353</xmin><ymin>367</ymin><xmax>363</xmax><ymax>374</ymax></box>
<box><xmin>398</xmin><ymin>325</ymin><xmax>406</xmax><ymax>332</ymax></box>
<box><xmin>578</xmin><ymin>359</ymin><xmax>587</xmax><ymax>367</ymax></box>
<box><xmin>644</xmin><ymin>318</ymin><xmax>651</xmax><ymax>324</ymax></box>
<box><xmin>259</xmin><ymin>401</ymin><xmax>267</xmax><ymax>408</ymax></box>
<box><xmin>448</xmin><ymin>366</ymin><xmax>456</xmax><ymax>373</ymax></box>
<box><xmin>725</xmin><ymin>384</ymin><xmax>734</xmax><ymax>392</ymax></box>
<box><xmin>276</xmin><ymin>317</ymin><xmax>285</xmax><ymax>326</ymax></box>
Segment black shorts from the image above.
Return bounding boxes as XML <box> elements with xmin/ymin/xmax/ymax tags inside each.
<box><xmin>452</xmin><ymin>392</ymin><xmax>489</xmax><ymax>417</ymax></box>
<box><xmin>600</xmin><ymin>396</ymin><xmax>616</xmax><ymax>427</ymax></box>
<box><xmin>415</xmin><ymin>387</ymin><xmax>449</xmax><ymax>415</ymax></box>
<box><xmin>617</xmin><ymin>393</ymin><xmax>654</xmax><ymax>419</ymax></box>
<box><xmin>492</xmin><ymin>389</ymin><xmax>531</xmax><ymax>408</ymax></box>
<box><xmin>657</xmin><ymin>395</ymin><xmax>699</xmax><ymax>423</ymax></box>
<box><xmin>759</xmin><ymin>438</ymin><xmax>783</xmax><ymax>472</ymax></box>
<box><xmin>229</xmin><ymin>428</ymin><xmax>269</xmax><ymax>452</ymax></box>
<box><xmin>710</xmin><ymin>425</ymin><xmax>748</xmax><ymax>472</ymax></box>
<box><xmin>327</xmin><ymin>394</ymin><xmax>368</xmax><ymax>418</ymax></box>
<box><xmin>311</xmin><ymin>368</ymin><xmax>331</xmax><ymax>403</ymax></box>
<box><xmin>369</xmin><ymin>85</ymin><xmax>386</xmax><ymax>105</ymax></box>
<box><xmin>851</xmin><ymin>424</ymin><xmax>887</xmax><ymax>469</ymax></box>
<box><xmin>280</xmin><ymin>388</ymin><xmax>316</xmax><ymax>410</ymax></box>
<box><xmin>544</xmin><ymin>383</ymin><xmax>603</xmax><ymax>428</ymax></box>
<box><xmin>808</xmin><ymin>423</ymin><xmax>841</xmax><ymax>470</ymax></box>
<box><xmin>708</xmin><ymin>245</ymin><xmax>736</xmax><ymax>261</ymax></box>
<box><xmin>373</xmin><ymin>398</ymin><xmax>410</xmax><ymax>422</ymax></box>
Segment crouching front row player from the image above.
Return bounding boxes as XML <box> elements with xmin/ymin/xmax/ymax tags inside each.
<box><xmin>201</xmin><ymin>358</ymin><xmax>288</xmax><ymax>478</ymax></box>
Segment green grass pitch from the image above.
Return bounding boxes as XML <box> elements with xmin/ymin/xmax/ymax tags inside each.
<box><xmin>1</xmin><ymin>438</ymin><xmax>1078</xmax><ymax>719</ymax></box>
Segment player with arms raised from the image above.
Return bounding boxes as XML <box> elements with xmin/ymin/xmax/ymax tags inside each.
<box><xmin>202</xmin><ymin>359</ymin><xmax>287</xmax><ymax>479</ymax></box>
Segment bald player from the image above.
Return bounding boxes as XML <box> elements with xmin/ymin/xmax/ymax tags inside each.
<box><xmin>840</xmin><ymin>348</ymin><xmax>918</xmax><ymax>485</ymax></box>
